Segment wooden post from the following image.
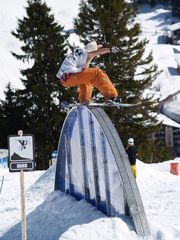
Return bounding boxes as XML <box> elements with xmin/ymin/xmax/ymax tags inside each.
<box><xmin>20</xmin><ymin>170</ymin><xmax>27</xmax><ymax>240</ymax></box>
<box><xmin>18</xmin><ymin>130</ymin><xmax>27</xmax><ymax>240</ymax></box>
<box><xmin>0</xmin><ymin>175</ymin><xmax>4</xmax><ymax>195</ymax></box>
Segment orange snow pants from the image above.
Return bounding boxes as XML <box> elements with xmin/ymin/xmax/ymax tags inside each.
<box><xmin>62</xmin><ymin>67</ymin><xmax>118</xmax><ymax>103</ymax></box>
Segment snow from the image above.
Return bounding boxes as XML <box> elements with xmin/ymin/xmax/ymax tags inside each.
<box><xmin>0</xmin><ymin>159</ymin><xmax>180</xmax><ymax>240</ymax></box>
<box><xmin>164</xmin><ymin>98</ymin><xmax>180</xmax><ymax>115</ymax></box>
<box><xmin>0</xmin><ymin>2</ymin><xmax>180</xmax><ymax>102</ymax></box>
<box><xmin>136</xmin><ymin>5</ymin><xmax>180</xmax><ymax>101</ymax></box>
<box><xmin>136</xmin><ymin>4</ymin><xmax>180</xmax><ymax>117</ymax></box>
<box><xmin>157</xmin><ymin>113</ymin><xmax>180</xmax><ymax>128</ymax></box>
<box><xmin>1</xmin><ymin>1</ymin><xmax>180</xmax><ymax>240</ymax></box>
<box><xmin>0</xmin><ymin>0</ymin><xmax>81</xmax><ymax>100</ymax></box>
<box><xmin>168</xmin><ymin>22</ymin><xmax>180</xmax><ymax>32</ymax></box>
<box><xmin>0</xmin><ymin>149</ymin><xmax>8</xmax><ymax>158</ymax></box>
<box><xmin>175</xmin><ymin>54</ymin><xmax>180</xmax><ymax>67</ymax></box>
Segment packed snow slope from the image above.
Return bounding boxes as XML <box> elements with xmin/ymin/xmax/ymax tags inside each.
<box><xmin>0</xmin><ymin>159</ymin><xmax>180</xmax><ymax>240</ymax></box>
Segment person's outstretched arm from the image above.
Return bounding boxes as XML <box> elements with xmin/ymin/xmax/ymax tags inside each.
<box><xmin>87</xmin><ymin>47</ymin><xmax>110</xmax><ymax>61</ymax></box>
<box><xmin>83</xmin><ymin>46</ymin><xmax>110</xmax><ymax>69</ymax></box>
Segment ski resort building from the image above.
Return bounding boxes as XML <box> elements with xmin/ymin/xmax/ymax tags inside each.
<box><xmin>175</xmin><ymin>54</ymin><xmax>180</xmax><ymax>71</ymax></box>
<box><xmin>168</xmin><ymin>22</ymin><xmax>180</xmax><ymax>45</ymax></box>
<box><xmin>155</xmin><ymin>114</ymin><xmax>180</xmax><ymax>158</ymax></box>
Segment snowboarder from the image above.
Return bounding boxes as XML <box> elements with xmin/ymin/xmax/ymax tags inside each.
<box><xmin>56</xmin><ymin>41</ymin><xmax>121</xmax><ymax>104</ymax></box>
<box><xmin>126</xmin><ymin>138</ymin><xmax>137</xmax><ymax>178</ymax></box>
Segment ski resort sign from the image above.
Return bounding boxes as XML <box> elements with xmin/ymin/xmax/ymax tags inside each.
<box><xmin>8</xmin><ymin>134</ymin><xmax>35</xmax><ymax>172</ymax></box>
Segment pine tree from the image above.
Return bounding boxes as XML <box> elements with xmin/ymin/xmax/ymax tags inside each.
<box><xmin>0</xmin><ymin>84</ymin><xmax>28</xmax><ymax>148</ymax></box>
<box><xmin>74</xmin><ymin>0</ymin><xmax>162</xmax><ymax>159</ymax></box>
<box><xmin>11</xmin><ymin>0</ymin><xmax>74</xmax><ymax>169</ymax></box>
<box><xmin>172</xmin><ymin>0</ymin><xmax>180</xmax><ymax>17</ymax></box>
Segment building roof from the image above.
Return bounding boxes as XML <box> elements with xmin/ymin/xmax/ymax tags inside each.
<box><xmin>175</xmin><ymin>54</ymin><xmax>180</xmax><ymax>66</ymax></box>
<box><xmin>168</xmin><ymin>22</ymin><xmax>180</xmax><ymax>32</ymax></box>
<box><xmin>157</xmin><ymin>113</ymin><xmax>180</xmax><ymax>128</ymax></box>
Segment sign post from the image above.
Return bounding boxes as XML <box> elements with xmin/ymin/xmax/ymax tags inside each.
<box><xmin>8</xmin><ymin>130</ymin><xmax>35</xmax><ymax>240</ymax></box>
<box><xmin>20</xmin><ymin>169</ymin><xmax>26</xmax><ymax>240</ymax></box>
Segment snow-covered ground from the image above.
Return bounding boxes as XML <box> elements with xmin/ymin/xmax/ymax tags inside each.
<box><xmin>0</xmin><ymin>159</ymin><xmax>180</xmax><ymax>240</ymax></box>
<box><xmin>136</xmin><ymin>5</ymin><xmax>180</xmax><ymax>103</ymax></box>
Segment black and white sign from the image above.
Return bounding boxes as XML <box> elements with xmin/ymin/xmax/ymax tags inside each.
<box><xmin>8</xmin><ymin>135</ymin><xmax>35</xmax><ymax>172</ymax></box>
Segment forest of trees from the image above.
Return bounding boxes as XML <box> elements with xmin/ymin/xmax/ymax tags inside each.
<box><xmin>0</xmin><ymin>0</ymin><xmax>175</xmax><ymax>169</ymax></box>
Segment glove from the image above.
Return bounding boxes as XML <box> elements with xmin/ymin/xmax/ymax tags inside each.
<box><xmin>62</xmin><ymin>72</ymin><xmax>71</xmax><ymax>81</ymax></box>
<box><xmin>111</xmin><ymin>46</ymin><xmax>120</xmax><ymax>54</ymax></box>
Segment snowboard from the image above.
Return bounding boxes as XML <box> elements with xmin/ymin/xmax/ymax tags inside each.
<box><xmin>85</xmin><ymin>102</ymin><xmax>141</xmax><ymax>108</ymax></box>
<box><xmin>61</xmin><ymin>101</ymin><xmax>141</xmax><ymax>109</ymax></box>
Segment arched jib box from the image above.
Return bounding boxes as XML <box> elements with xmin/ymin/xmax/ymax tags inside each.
<box><xmin>55</xmin><ymin>105</ymin><xmax>150</xmax><ymax>237</ymax></box>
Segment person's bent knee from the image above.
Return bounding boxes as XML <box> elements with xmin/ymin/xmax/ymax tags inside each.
<box><xmin>94</xmin><ymin>67</ymin><xmax>105</xmax><ymax>75</ymax></box>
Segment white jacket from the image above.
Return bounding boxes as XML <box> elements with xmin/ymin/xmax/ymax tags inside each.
<box><xmin>56</xmin><ymin>47</ymin><xmax>88</xmax><ymax>79</ymax></box>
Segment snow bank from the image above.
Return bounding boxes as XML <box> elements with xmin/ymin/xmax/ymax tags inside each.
<box><xmin>1</xmin><ymin>159</ymin><xmax>180</xmax><ymax>240</ymax></box>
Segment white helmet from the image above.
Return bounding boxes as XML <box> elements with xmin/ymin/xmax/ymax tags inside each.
<box><xmin>85</xmin><ymin>41</ymin><xmax>97</xmax><ymax>52</ymax></box>
<box><xmin>128</xmin><ymin>138</ymin><xmax>134</xmax><ymax>145</ymax></box>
